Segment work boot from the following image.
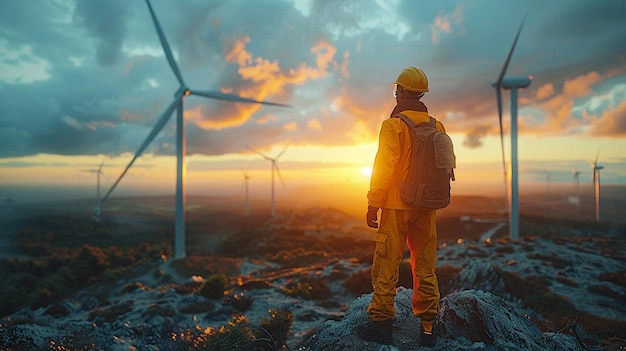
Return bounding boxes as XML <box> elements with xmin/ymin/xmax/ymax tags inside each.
<box><xmin>356</xmin><ymin>319</ymin><xmax>393</xmax><ymax>345</ymax></box>
<box><xmin>419</xmin><ymin>324</ymin><xmax>438</xmax><ymax>348</ymax></box>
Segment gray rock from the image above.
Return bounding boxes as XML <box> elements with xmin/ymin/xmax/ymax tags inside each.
<box><xmin>303</xmin><ymin>288</ymin><xmax>578</xmax><ymax>351</ymax></box>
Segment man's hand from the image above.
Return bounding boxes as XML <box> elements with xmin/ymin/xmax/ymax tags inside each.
<box><xmin>366</xmin><ymin>205</ymin><xmax>379</xmax><ymax>228</ymax></box>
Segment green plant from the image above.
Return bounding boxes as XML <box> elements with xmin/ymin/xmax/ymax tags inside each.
<box><xmin>223</xmin><ymin>292</ymin><xmax>254</xmax><ymax>312</ymax></box>
<box><xmin>258</xmin><ymin>308</ymin><xmax>294</xmax><ymax>348</ymax></box>
<box><xmin>198</xmin><ymin>274</ymin><xmax>229</xmax><ymax>300</ymax></box>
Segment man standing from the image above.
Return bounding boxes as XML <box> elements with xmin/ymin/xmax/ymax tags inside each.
<box><xmin>357</xmin><ymin>67</ymin><xmax>445</xmax><ymax>347</ymax></box>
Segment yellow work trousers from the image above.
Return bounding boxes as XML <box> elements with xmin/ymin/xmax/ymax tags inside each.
<box><xmin>366</xmin><ymin>209</ymin><xmax>440</xmax><ymax>329</ymax></box>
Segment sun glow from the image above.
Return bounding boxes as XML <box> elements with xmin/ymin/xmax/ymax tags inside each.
<box><xmin>361</xmin><ymin>166</ymin><xmax>373</xmax><ymax>177</ymax></box>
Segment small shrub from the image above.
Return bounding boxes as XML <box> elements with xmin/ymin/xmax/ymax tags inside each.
<box><xmin>198</xmin><ymin>274</ymin><xmax>229</xmax><ymax>300</ymax></box>
<box><xmin>258</xmin><ymin>308</ymin><xmax>294</xmax><ymax>348</ymax></box>
<box><xmin>188</xmin><ymin>314</ymin><xmax>254</xmax><ymax>350</ymax></box>
<box><xmin>281</xmin><ymin>281</ymin><xmax>312</xmax><ymax>299</ymax></box>
<box><xmin>223</xmin><ymin>292</ymin><xmax>254</xmax><ymax>312</ymax></box>
<box><xmin>281</xmin><ymin>275</ymin><xmax>331</xmax><ymax>300</ymax></box>
<box><xmin>174</xmin><ymin>281</ymin><xmax>202</xmax><ymax>295</ymax></box>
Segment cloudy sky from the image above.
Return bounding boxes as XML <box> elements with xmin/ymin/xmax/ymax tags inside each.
<box><xmin>1</xmin><ymin>0</ymin><xmax>625</xmax><ymax>203</ymax></box>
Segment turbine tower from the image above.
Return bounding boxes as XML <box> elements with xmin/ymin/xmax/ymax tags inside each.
<box><xmin>101</xmin><ymin>0</ymin><xmax>290</xmax><ymax>259</ymax></box>
<box><xmin>92</xmin><ymin>157</ymin><xmax>106</xmax><ymax>221</ymax></box>
<box><xmin>590</xmin><ymin>149</ymin><xmax>604</xmax><ymax>221</ymax></box>
<box><xmin>573</xmin><ymin>168</ymin><xmax>581</xmax><ymax>210</ymax></box>
<box><xmin>247</xmin><ymin>145</ymin><xmax>288</xmax><ymax>217</ymax></box>
<box><xmin>491</xmin><ymin>16</ymin><xmax>532</xmax><ymax>240</ymax></box>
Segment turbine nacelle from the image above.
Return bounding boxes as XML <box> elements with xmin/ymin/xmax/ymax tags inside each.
<box><xmin>492</xmin><ymin>76</ymin><xmax>533</xmax><ymax>90</ymax></box>
<box><xmin>175</xmin><ymin>86</ymin><xmax>191</xmax><ymax>97</ymax></box>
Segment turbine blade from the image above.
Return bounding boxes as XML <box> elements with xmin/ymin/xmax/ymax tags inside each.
<box><xmin>191</xmin><ymin>90</ymin><xmax>291</xmax><ymax>108</ymax></box>
<box><xmin>496</xmin><ymin>14</ymin><xmax>527</xmax><ymax>86</ymax></box>
<box><xmin>245</xmin><ymin>145</ymin><xmax>272</xmax><ymax>160</ymax></box>
<box><xmin>275</xmin><ymin>144</ymin><xmax>289</xmax><ymax>160</ymax></box>
<box><xmin>595</xmin><ymin>146</ymin><xmax>601</xmax><ymax>164</ymax></box>
<box><xmin>496</xmin><ymin>88</ymin><xmax>505</xmax><ymax>161</ymax></box>
<box><xmin>102</xmin><ymin>98</ymin><xmax>179</xmax><ymax>203</ymax></box>
<box><xmin>98</xmin><ymin>157</ymin><xmax>106</xmax><ymax>170</ymax></box>
<box><xmin>274</xmin><ymin>162</ymin><xmax>287</xmax><ymax>190</ymax></box>
<box><xmin>496</xmin><ymin>88</ymin><xmax>507</xmax><ymax>188</ymax></box>
<box><xmin>145</xmin><ymin>0</ymin><xmax>186</xmax><ymax>87</ymax></box>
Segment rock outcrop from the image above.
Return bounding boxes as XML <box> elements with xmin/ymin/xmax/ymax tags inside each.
<box><xmin>303</xmin><ymin>288</ymin><xmax>578</xmax><ymax>351</ymax></box>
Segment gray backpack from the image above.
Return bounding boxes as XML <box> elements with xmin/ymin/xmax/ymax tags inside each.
<box><xmin>395</xmin><ymin>113</ymin><xmax>456</xmax><ymax>209</ymax></box>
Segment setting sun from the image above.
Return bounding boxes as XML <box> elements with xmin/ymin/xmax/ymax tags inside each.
<box><xmin>361</xmin><ymin>166</ymin><xmax>373</xmax><ymax>177</ymax></box>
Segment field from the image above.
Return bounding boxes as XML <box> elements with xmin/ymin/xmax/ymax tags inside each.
<box><xmin>0</xmin><ymin>190</ymin><xmax>625</xmax><ymax>349</ymax></box>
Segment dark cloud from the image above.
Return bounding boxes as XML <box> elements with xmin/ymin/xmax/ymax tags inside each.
<box><xmin>0</xmin><ymin>0</ymin><xmax>624</xmax><ymax>161</ymax></box>
<box><xmin>74</xmin><ymin>0</ymin><xmax>131</xmax><ymax>66</ymax></box>
<box><xmin>463</xmin><ymin>124</ymin><xmax>492</xmax><ymax>148</ymax></box>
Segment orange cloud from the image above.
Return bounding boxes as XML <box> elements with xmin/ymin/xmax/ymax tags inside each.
<box><xmin>590</xmin><ymin>100</ymin><xmax>626</xmax><ymax>137</ymax></box>
<box><xmin>307</xmin><ymin>118</ymin><xmax>323</xmax><ymax>131</ymax></box>
<box><xmin>432</xmin><ymin>12</ymin><xmax>451</xmax><ymax>44</ymax></box>
<box><xmin>563</xmin><ymin>71</ymin><xmax>601</xmax><ymax>98</ymax></box>
<box><xmin>531</xmin><ymin>71</ymin><xmax>608</xmax><ymax>134</ymax></box>
<box><xmin>431</xmin><ymin>4</ymin><xmax>463</xmax><ymax>44</ymax></box>
<box><xmin>535</xmin><ymin>83</ymin><xmax>554</xmax><ymax>100</ymax></box>
<box><xmin>224</xmin><ymin>36</ymin><xmax>252</xmax><ymax>66</ymax></box>
<box><xmin>337</xmin><ymin>51</ymin><xmax>350</xmax><ymax>78</ymax></box>
<box><xmin>282</xmin><ymin>121</ymin><xmax>298</xmax><ymax>131</ymax></box>
<box><xmin>185</xmin><ymin>104</ymin><xmax>247</xmax><ymax>130</ymax></box>
<box><xmin>189</xmin><ymin>37</ymin><xmax>343</xmax><ymax>131</ymax></box>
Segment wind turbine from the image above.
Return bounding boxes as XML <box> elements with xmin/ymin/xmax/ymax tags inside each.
<box><xmin>573</xmin><ymin>168</ymin><xmax>581</xmax><ymax>210</ymax></box>
<box><xmin>92</xmin><ymin>157</ymin><xmax>106</xmax><ymax>221</ymax></box>
<box><xmin>491</xmin><ymin>16</ymin><xmax>532</xmax><ymax>240</ymax></box>
<box><xmin>589</xmin><ymin>149</ymin><xmax>604</xmax><ymax>221</ymax></box>
<box><xmin>101</xmin><ymin>0</ymin><xmax>290</xmax><ymax>259</ymax></box>
<box><xmin>247</xmin><ymin>145</ymin><xmax>288</xmax><ymax>217</ymax></box>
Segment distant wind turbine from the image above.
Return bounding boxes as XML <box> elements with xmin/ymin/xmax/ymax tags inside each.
<box><xmin>101</xmin><ymin>0</ymin><xmax>290</xmax><ymax>259</ymax></box>
<box><xmin>491</xmin><ymin>15</ymin><xmax>532</xmax><ymax>240</ymax></box>
<box><xmin>92</xmin><ymin>157</ymin><xmax>106</xmax><ymax>221</ymax></box>
<box><xmin>247</xmin><ymin>145</ymin><xmax>288</xmax><ymax>217</ymax></box>
<box><xmin>589</xmin><ymin>148</ymin><xmax>604</xmax><ymax>222</ymax></box>
<box><xmin>573</xmin><ymin>168</ymin><xmax>581</xmax><ymax>210</ymax></box>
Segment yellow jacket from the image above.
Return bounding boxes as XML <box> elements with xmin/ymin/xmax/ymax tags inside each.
<box><xmin>367</xmin><ymin>109</ymin><xmax>447</xmax><ymax>209</ymax></box>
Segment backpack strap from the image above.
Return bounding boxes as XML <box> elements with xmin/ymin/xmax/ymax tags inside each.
<box><xmin>394</xmin><ymin>113</ymin><xmax>437</xmax><ymax>129</ymax></box>
<box><xmin>428</xmin><ymin>116</ymin><xmax>436</xmax><ymax>128</ymax></box>
<box><xmin>394</xmin><ymin>113</ymin><xmax>416</xmax><ymax>128</ymax></box>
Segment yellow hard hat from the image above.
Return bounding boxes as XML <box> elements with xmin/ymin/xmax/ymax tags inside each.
<box><xmin>394</xmin><ymin>67</ymin><xmax>429</xmax><ymax>92</ymax></box>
